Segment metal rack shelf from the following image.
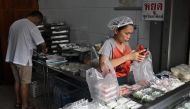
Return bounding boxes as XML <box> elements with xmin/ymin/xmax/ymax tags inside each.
<box><xmin>38</xmin><ymin>23</ymin><xmax>70</xmax><ymax>54</ymax></box>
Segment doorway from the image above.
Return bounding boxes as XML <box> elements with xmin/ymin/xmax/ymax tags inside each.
<box><xmin>0</xmin><ymin>0</ymin><xmax>39</xmax><ymax>84</ymax></box>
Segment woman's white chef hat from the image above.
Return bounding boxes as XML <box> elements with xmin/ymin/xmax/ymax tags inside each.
<box><xmin>107</xmin><ymin>16</ymin><xmax>133</xmax><ymax>30</ymax></box>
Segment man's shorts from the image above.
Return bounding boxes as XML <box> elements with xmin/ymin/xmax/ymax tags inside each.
<box><xmin>10</xmin><ymin>63</ymin><xmax>32</xmax><ymax>84</ymax></box>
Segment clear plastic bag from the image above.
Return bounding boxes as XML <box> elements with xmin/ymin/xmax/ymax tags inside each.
<box><xmin>86</xmin><ymin>60</ymin><xmax>119</xmax><ymax>104</ymax></box>
<box><xmin>132</xmin><ymin>51</ymin><xmax>156</xmax><ymax>83</ymax></box>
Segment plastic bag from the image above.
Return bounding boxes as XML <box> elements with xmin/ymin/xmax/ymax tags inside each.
<box><xmin>131</xmin><ymin>51</ymin><xmax>156</xmax><ymax>83</ymax></box>
<box><xmin>86</xmin><ymin>60</ymin><xmax>119</xmax><ymax>104</ymax></box>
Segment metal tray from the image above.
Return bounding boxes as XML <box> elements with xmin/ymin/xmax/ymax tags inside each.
<box><xmin>46</xmin><ymin>55</ymin><xmax>67</xmax><ymax>65</ymax></box>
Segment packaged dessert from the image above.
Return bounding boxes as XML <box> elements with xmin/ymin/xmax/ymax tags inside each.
<box><xmin>131</xmin><ymin>87</ymin><xmax>164</xmax><ymax>103</ymax></box>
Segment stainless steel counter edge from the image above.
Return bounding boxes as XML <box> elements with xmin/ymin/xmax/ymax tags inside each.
<box><xmin>32</xmin><ymin>59</ymin><xmax>86</xmax><ymax>83</ymax></box>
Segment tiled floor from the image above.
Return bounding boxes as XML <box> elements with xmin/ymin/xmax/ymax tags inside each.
<box><xmin>0</xmin><ymin>85</ymin><xmax>46</xmax><ymax>109</ymax></box>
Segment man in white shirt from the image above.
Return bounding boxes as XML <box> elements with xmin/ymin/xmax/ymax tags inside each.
<box><xmin>6</xmin><ymin>11</ymin><xmax>47</xmax><ymax>109</ymax></box>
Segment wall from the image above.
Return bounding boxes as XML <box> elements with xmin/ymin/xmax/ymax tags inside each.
<box><xmin>39</xmin><ymin>0</ymin><xmax>150</xmax><ymax>49</ymax></box>
<box><xmin>149</xmin><ymin>21</ymin><xmax>163</xmax><ymax>73</ymax></box>
<box><xmin>189</xmin><ymin>48</ymin><xmax>190</xmax><ymax>65</ymax></box>
<box><xmin>189</xmin><ymin>17</ymin><xmax>190</xmax><ymax>65</ymax></box>
<box><xmin>161</xmin><ymin>0</ymin><xmax>190</xmax><ymax>70</ymax></box>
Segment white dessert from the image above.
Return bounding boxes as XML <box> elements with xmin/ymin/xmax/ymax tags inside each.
<box><xmin>133</xmin><ymin>91</ymin><xmax>143</xmax><ymax>99</ymax></box>
<box><xmin>107</xmin><ymin>100</ymin><xmax>117</xmax><ymax>109</ymax></box>
<box><xmin>184</xmin><ymin>102</ymin><xmax>190</xmax><ymax>109</ymax></box>
<box><xmin>117</xmin><ymin>97</ymin><xmax>130</xmax><ymax>105</ymax></box>
<box><xmin>98</xmin><ymin>95</ymin><xmax>117</xmax><ymax>103</ymax></box>
<box><xmin>151</xmin><ymin>84</ymin><xmax>168</xmax><ymax>92</ymax></box>
<box><xmin>142</xmin><ymin>88</ymin><xmax>153</xmax><ymax>93</ymax></box>
<box><xmin>95</xmin><ymin>82</ymin><xmax>119</xmax><ymax>103</ymax></box>
<box><xmin>151</xmin><ymin>91</ymin><xmax>162</xmax><ymax>97</ymax></box>
<box><xmin>171</xmin><ymin>64</ymin><xmax>190</xmax><ymax>81</ymax></box>
<box><xmin>125</xmin><ymin>101</ymin><xmax>136</xmax><ymax>107</ymax></box>
<box><xmin>142</xmin><ymin>94</ymin><xmax>155</xmax><ymax>102</ymax></box>
<box><xmin>114</xmin><ymin>105</ymin><xmax>124</xmax><ymax>109</ymax></box>
<box><xmin>177</xmin><ymin>107</ymin><xmax>185</xmax><ymax>109</ymax></box>
<box><xmin>99</xmin><ymin>89</ymin><xmax>118</xmax><ymax>98</ymax></box>
<box><xmin>96</xmin><ymin>83</ymin><xmax>117</xmax><ymax>93</ymax></box>
<box><xmin>130</xmin><ymin>104</ymin><xmax>142</xmax><ymax>109</ymax></box>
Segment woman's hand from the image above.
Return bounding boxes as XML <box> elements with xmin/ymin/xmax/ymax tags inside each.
<box><xmin>99</xmin><ymin>62</ymin><xmax>111</xmax><ymax>77</ymax></box>
<box><xmin>125</xmin><ymin>49</ymin><xmax>146</xmax><ymax>62</ymax></box>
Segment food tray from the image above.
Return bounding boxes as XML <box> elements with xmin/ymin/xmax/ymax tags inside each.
<box><xmin>45</xmin><ymin>55</ymin><xmax>67</xmax><ymax>65</ymax></box>
<box><xmin>129</xmin><ymin>87</ymin><xmax>165</xmax><ymax>103</ymax></box>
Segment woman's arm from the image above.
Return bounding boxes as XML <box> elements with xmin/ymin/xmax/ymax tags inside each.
<box><xmin>99</xmin><ymin>49</ymin><xmax>146</xmax><ymax>68</ymax></box>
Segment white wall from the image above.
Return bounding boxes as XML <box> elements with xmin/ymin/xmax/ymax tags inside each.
<box><xmin>39</xmin><ymin>0</ymin><xmax>150</xmax><ymax>49</ymax></box>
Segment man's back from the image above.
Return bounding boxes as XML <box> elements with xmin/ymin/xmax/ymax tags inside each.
<box><xmin>6</xmin><ymin>18</ymin><xmax>44</xmax><ymax>66</ymax></box>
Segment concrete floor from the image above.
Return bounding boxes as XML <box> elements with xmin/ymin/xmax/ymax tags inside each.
<box><xmin>0</xmin><ymin>85</ymin><xmax>46</xmax><ymax>109</ymax></box>
<box><xmin>0</xmin><ymin>85</ymin><xmax>15</xmax><ymax>109</ymax></box>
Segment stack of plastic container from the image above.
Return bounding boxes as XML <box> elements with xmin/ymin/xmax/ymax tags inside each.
<box><xmin>30</xmin><ymin>81</ymin><xmax>42</xmax><ymax>98</ymax></box>
<box><xmin>95</xmin><ymin>82</ymin><xmax>118</xmax><ymax>103</ymax></box>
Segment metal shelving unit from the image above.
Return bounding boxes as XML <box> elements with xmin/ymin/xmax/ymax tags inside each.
<box><xmin>38</xmin><ymin>23</ymin><xmax>70</xmax><ymax>54</ymax></box>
